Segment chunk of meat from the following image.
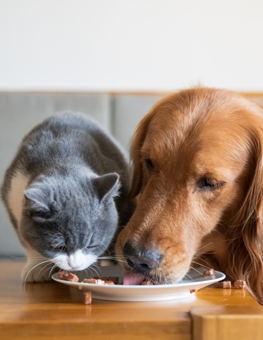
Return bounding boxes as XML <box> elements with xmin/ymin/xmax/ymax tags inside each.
<box><xmin>58</xmin><ymin>270</ymin><xmax>70</xmax><ymax>280</ymax></box>
<box><xmin>141</xmin><ymin>280</ymin><xmax>154</xmax><ymax>285</ymax></box>
<box><xmin>67</xmin><ymin>273</ymin><xmax>79</xmax><ymax>282</ymax></box>
<box><xmin>234</xmin><ymin>280</ymin><xmax>246</xmax><ymax>289</ymax></box>
<box><xmin>83</xmin><ymin>292</ymin><xmax>92</xmax><ymax>305</ymax></box>
<box><xmin>203</xmin><ymin>269</ymin><xmax>214</xmax><ymax>276</ymax></box>
<box><xmin>93</xmin><ymin>276</ymin><xmax>119</xmax><ymax>284</ymax></box>
<box><xmin>82</xmin><ymin>278</ymin><xmax>105</xmax><ymax>285</ymax></box>
<box><xmin>219</xmin><ymin>281</ymin><xmax>231</xmax><ymax>289</ymax></box>
<box><xmin>104</xmin><ymin>280</ymin><xmax>115</xmax><ymax>285</ymax></box>
<box><xmin>58</xmin><ymin>271</ymin><xmax>79</xmax><ymax>282</ymax></box>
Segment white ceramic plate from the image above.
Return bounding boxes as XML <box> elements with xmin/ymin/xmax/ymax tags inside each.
<box><xmin>52</xmin><ymin>265</ymin><xmax>225</xmax><ymax>302</ymax></box>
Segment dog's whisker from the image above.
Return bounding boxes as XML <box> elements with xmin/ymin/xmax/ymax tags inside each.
<box><xmin>197</xmin><ymin>242</ymin><xmax>214</xmax><ymax>252</ymax></box>
<box><xmin>189</xmin><ymin>266</ymin><xmax>205</xmax><ymax>277</ymax></box>
<box><xmin>205</xmin><ymin>251</ymin><xmax>217</xmax><ymax>255</ymax></box>
<box><xmin>191</xmin><ymin>260</ymin><xmax>210</xmax><ymax>270</ymax></box>
<box><xmin>184</xmin><ymin>273</ymin><xmax>193</xmax><ymax>281</ymax></box>
<box><xmin>195</xmin><ymin>257</ymin><xmax>215</xmax><ymax>268</ymax></box>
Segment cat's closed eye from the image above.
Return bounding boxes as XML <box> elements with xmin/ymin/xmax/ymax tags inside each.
<box><xmin>51</xmin><ymin>243</ymin><xmax>65</xmax><ymax>250</ymax></box>
<box><xmin>86</xmin><ymin>244</ymin><xmax>99</xmax><ymax>249</ymax></box>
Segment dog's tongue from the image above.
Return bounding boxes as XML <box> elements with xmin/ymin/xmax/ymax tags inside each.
<box><xmin>123</xmin><ymin>273</ymin><xmax>145</xmax><ymax>285</ymax></box>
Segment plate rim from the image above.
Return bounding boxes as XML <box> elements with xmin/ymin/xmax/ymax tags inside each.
<box><xmin>52</xmin><ymin>269</ymin><xmax>226</xmax><ymax>288</ymax></box>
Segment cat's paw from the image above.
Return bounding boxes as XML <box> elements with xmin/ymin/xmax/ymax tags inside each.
<box><xmin>21</xmin><ymin>261</ymin><xmax>54</xmax><ymax>283</ymax></box>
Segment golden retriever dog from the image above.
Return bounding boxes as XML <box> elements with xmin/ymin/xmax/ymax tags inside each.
<box><xmin>115</xmin><ymin>87</ymin><xmax>263</xmax><ymax>303</ymax></box>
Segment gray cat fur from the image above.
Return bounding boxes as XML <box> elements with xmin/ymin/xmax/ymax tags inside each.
<box><xmin>1</xmin><ymin>112</ymin><xmax>135</xmax><ymax>262</ymax></box>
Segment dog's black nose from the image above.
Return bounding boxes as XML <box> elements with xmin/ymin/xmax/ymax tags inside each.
<box><xmin>123</xmin><ymin>242</ymin><xmax>162</xmax><ymax>273</ymax></box>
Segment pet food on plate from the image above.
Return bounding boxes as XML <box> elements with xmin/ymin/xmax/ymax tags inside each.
<box><xmin>58</xmin><ymin>270</ymin><xmax>70</xmax><ymax>280</ymax></box>
<box><xmin>67</xmin><ymin>273</ymin><xmax>79</xmax><ymax>282</ymax></box>
<box><xmin>104</xmin><ymin>280</ymin><xmax>115</xmax><ymax>285</ymax></box>
<box><xmin>94</xmin><ymin>276</ymin><xmax>119</xmax><ymax>284</ymax></box>
<box><xmin>83</xmin><ymin>276</ymin><xmax>119</xmax><ymax>285</ymax></box>
<box><xmin>234</xmin><ymin>280</ymin><xmax>246</xmax><ymax>289</ymax></box>
<box><xmin>203</xmin><ymin>268</ymin><xmax>214</xmax><ymax>276</ymax></box>
<box><xmin>83</xmin><ymin>292</ymin><xmax>92</xmax><ymax>305</ymax></box>
<box><xmin>141</xmin><ymin>280</ymin><xmax>154</xmax><ymax>285</ymax></box>
<box><xmin>58</xmin><ymin>271</ymin><xmax>79</xmax><ymax>282</ymax></box>
<box><xmin>219</xmin><ymin>281</ymin><xmax>231</xmax><ymax>289</ymax></box>
<box><xmin>82</xmin><ymin>278</ymin><xmax>105</xmax><ymax>285</ymax></box>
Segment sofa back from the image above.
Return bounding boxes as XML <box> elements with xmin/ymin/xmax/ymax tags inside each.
<box><xmin>0</xmin><ymin>92</ymin><xmax>262</xmax><ymax>257</ymax></box>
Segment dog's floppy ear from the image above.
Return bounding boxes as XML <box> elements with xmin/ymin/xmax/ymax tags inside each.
<box><xmin>128</xmin><ymin>112</ymin><xmax>154</xmax><ymax>199</ymax></box>
<box><xmin>227</xmin><ymin>121</ymin><xmax>263</xmax><ymax>304</ymax></box>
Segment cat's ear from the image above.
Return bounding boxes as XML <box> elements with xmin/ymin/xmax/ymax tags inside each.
<box><xmin>24</xmin><ymin>188</ymin><xmax>52</xmax><ymax>223</ymax></box>
<box><xmin>92</xmin><ymin>173</ymin><xmax>121</xmax><ymax>202</ymax></box>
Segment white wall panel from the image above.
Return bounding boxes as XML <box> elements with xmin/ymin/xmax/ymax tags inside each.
<box><xmin>0</xmin><ymin>0</ymin><xmax>263</xmax><ymax>91</ymax></box>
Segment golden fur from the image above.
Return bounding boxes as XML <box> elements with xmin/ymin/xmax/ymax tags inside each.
<box><xmin>115</xmin><ymin>87</ymin><xmax>263</xmax><ymax>304</ymax></box>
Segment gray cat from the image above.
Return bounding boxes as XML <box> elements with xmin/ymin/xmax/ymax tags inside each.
<box><xmin>1</xmin><ymin>112</ymin><xmax>135</xmax><ymax>282</ymax></box>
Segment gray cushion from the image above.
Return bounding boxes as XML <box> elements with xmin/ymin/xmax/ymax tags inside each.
<box><xmin>112</xmin><ymin>95</ymin><xmax>163</xmax><ymax>150</ymax></box>
<box><xmin>0</xmin><ymin>93</ymin><xmax>111</xmax><ymax>257</ymax></box>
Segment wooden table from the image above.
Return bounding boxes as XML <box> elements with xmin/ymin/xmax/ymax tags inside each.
<box><xmin>0</xmin><ymin>261</ymin><xmax>263</xmax><ymax>340</ymax></box>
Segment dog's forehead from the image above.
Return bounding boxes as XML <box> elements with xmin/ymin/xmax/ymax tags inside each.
<box><xmin>145</xmin><ymin>109</ymin><xmax>242</xmax><ymax>151</ymax></box>
<box><xmin>144</xmin><ymin>107</ymin><xmax>250</xmax><ymax>181</ymax></box>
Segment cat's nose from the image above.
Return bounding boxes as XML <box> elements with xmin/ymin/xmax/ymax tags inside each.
<box><xmin>68</xmin><ymin>257</ymin><xmax>83</xmax><ymax>270</ymax></box>
<box><xmin>70</xmin><ymin>265</ymin><xmax>82</xmax><ymax>270</ymax></box>
<box><xmin>123</xmin><ymin>242</ymin><xmax>162</xmax><ymax>273</ymax></box>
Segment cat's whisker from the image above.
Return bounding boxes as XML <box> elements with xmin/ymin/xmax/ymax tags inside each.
<box><xmin>97</xmin><ymin>256</ymin><xmax>127</xmax><ymax>264</ymax></box>
<box><xmin>89</xmin><ymin>266</ymin><xmax>99</xmax><ymax>277</ymax></box>
<box><xmin>38</xmin><ymin>262</ymin><xmax>53</xmax><ymax>275</ymax></box>
<box><xmin>48</xmin><ymin>264</ymin><xmax>57</xmax><ymax>279</ymax></box>
<box><xmin>98</xmin><ymin>255</ymin><xmax>127</xmax><ymax>261</ymax></box>
<box><xmin>85</xmin><ymin>266</ymin><xmax>96</xmax><ymax>279</ymax></box>
<box><xmin>98</xmin><ymin>256</ymin><xmax>125</xmax><ymax>259</ymax></box>
<box><xmin>92</xmin><ymin>262</ymin><xmax>103</xmax><ymax>274</ymax></box>
<box><xmin>84</xmin><ymin>268</ymin><xmax>89</xmax><ymax>277</ymax></box>
<box><xmin>92</xmin><ymin>263</ymin><xmax>102</xmax><ymax>272</ymax></box>
<box><xmin>43</xmin><ymin>263</ymin><xmax>56</xmax><ymax>276</ymax></box>
<box><xmin>111</xmin><ymin>260</ymin><xmax>126</xmax><ymax>264</ymax></box>
<box><xmin>24</xmin><ymin>260</ymin><xmax>51</xmax><ymax>282</ymax></box>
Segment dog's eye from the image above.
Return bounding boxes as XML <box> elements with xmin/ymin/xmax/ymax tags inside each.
<box><xmin>145</xmin><ymin>158</ymin><xmax>154</xmax><ymax>172</ymax></box>
<box><xmin>197</xmin><ymin>177</ymin><xmax>225</xmax><ymax>191</ymax></box>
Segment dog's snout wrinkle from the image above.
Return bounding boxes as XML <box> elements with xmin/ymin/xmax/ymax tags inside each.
<box><xmin>123</xmin><ymin>242</ymin><xmax>162</xmax><ymax>273</ymax></box>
